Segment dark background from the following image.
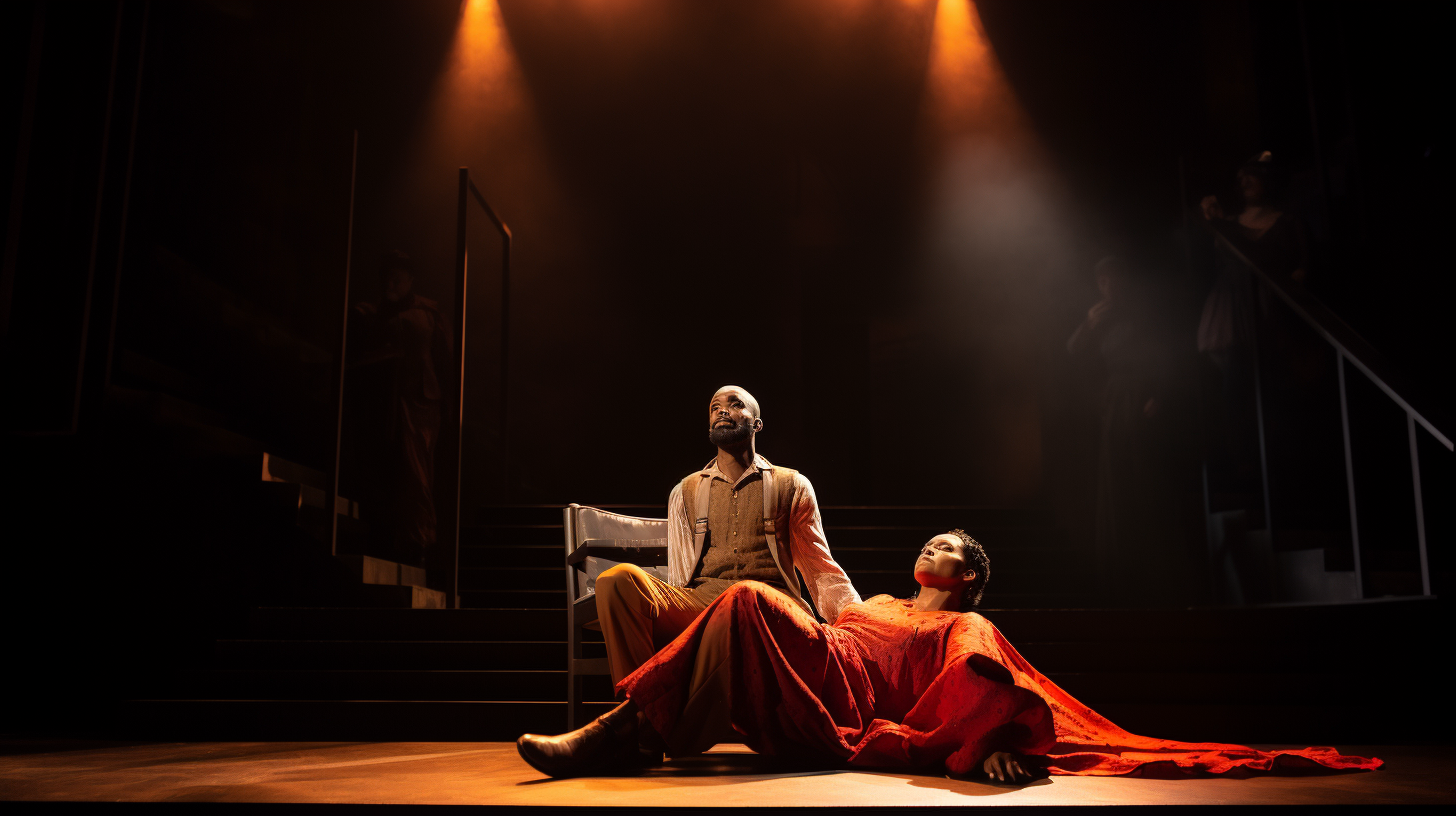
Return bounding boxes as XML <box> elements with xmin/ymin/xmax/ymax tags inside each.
<box><xmin>1</xmin><ymin>0</ymin><xmax>1449</xmax><ymax>726</ymax></box>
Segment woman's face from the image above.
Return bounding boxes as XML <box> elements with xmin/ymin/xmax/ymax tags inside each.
<box><xmin>913</xmin><ymin>533</ymin><xmax>975</xmax><ymax>590</ymax></box>
<box><xmin>1238</xmin><ymin>171</ymin><xmax>1265</xmax><ymax>205</ymax></box>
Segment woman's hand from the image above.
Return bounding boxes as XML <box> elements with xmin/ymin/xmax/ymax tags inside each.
<box><xmin>983</xmin><ymin>751</ymin><xmax>1032</xmax><ymax>783</ymax></box>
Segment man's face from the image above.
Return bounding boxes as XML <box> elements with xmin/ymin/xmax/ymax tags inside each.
<box><xmin>384</xmin><ymin>266</ymin><xmax>413</xmax><ymax>303</ymax></box>
<box><xmin>913</xmin><ymin>533</ymin><xmax>974</xmax><ymax>590</ymax></box>
<box><xmin>707</xmin><ymin>388</ymin><xmax>760</xmax><ymax>448</ymax></box>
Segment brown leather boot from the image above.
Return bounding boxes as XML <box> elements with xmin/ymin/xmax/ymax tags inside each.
<box><xmin>516</xmin><ymin>700</ymin><xmax>640</xmax><ymax>778</ymax></box>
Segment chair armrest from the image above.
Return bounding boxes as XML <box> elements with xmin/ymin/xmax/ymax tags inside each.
<box><xmin>566</xmin><ymin>539</ymin><xmax>668</xmax><ymax>569</ymax></box>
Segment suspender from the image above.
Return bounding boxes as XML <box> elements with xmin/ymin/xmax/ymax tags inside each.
<box><xmin>692</xmin><ymin>470</ymin><xmax>711</xmax><ymax>559</ymax></box>
<box><xmin>690</xmin><ymin>461</ymin><xmax>809</xmax><ymax>611</ymax></box>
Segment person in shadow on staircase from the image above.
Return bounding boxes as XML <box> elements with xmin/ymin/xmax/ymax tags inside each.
<box><xmin>349</xmin><ymin>250</ymin><xmax>453</xmax><ymax>567</ymax></box>
<box><xmin>1066</xmin><ymin>255</ymin><xmax>1191</xmax><ymax>603</ymax></box>
<box><xmin>587</xmin><ymin>385</ymin><xmax>862</xmax><ymax>760</ymax></box>
<box><xmin>518</xmin><ymin>530</ymin><xmax>1381</xmax><ymax>781</ymax></box>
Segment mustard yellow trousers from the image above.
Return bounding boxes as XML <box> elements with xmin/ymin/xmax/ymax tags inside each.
<box><xmin>594</xmin><ymin>563</ymin><xmax>737</xmax><ymax>754</ymax></box>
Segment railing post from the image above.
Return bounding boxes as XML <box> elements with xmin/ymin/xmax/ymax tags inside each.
<box><xmin>1407</xmin><ymin>413</ymin><xmax>1431</xmax><ymax>596</ymax></box>
<box><xmin>499</xmin><ymin>205</ymin><xmax>511</xmax><ymax>484</ymax></box>
<box><xmin>440</xmin><ymin>167</ymin><xmax>470</xmax><ymax>610</ymax></box>
<box><xmin>1336</xmin><ymin>351</ymin><xmax>1364</xmax><ymax>598</ymax></box>
<box><xmin>327</xmin><ymin>130</ymin><xmax>358</xmax><ymax>558</ymax></box>
<box><xmin>1244</xmin><ymin>262</ymin><xmax>1274</xmax><ymax>532</ymax></box>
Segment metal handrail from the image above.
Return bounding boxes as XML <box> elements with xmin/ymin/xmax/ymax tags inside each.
<box><xmin>1210</xmin><ymin>227</ymin><xmax>1452</xmax><ymax>451</ymax></box>
<box><xmin>1208</xmin><ymin>222</ymin><xmax>1449</xmax><ymax>599</ymax></box>
<box><xmin>438</xmin><ymin>168</ymin><xmax>512</xmax><ymax>609</ymax></box>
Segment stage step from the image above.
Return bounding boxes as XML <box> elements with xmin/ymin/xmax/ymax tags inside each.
<box><xmin>458</xmin><ymin>503</ymin><xmax>1087</xmax><ymax>609</ymax></box>
<box><xmin>977</xmin><ymin>598</ymin><xmax>1444</xmax><ymax>642</ymax></box>
<box><xmin>151</xmin><ymin>668</ymin><xmax>614</xmax><ymax>702</ymax></box>
<box><xmin>112</xmin><ymin>699</ymin><xmax>615</xmax><ymax>742</ymax></box>
<box><xmin>459</xmin><ymin>589</ymin><xmax>565</xmax><ymax>609</ymax></box>
<box><xmin>468</xmin><ymin>504</ymin><xmax>1057</xmax><ymax>529</ymax></box>
<box><xmin>215</xmin><ymin>639</ymin><xmax>604</xmax><ymax>670</ymax></box>
<box><xmin>338</xmin><ymin>554</ymin><xmax>428</xmax><ymax>588</ymax></box>
<box><xmin>108</xmin><ymin>696</ymin><xmax>1404</xmax><ymax>744</ymax></box>
<box><xmin>125</xmin><ymin>594</ymin><xmax>1445</xmax><ymax>744</ymax></box>
<box><xmin>336</xmin><ymin>584</ymin><xmax>446</xmax><ymax>609</ymax></box>
<box><xmin>460</xmin><ymin>566</ymin><xmax>560</xmax><ymax>591</ymax></box>
<box><xmin>248</xmin><ymin>607</ymin><xmax>564</xmax><ymax>640</ymax></box>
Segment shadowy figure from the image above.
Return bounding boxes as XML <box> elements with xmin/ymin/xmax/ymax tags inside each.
<box><xmin>1199</xmin><ymin>150</ymin><xmax>1308</xmax><ymax>285</ymax></box>
<box><xmin>350</xmin><ymin>251</ymin><xmax>452</xmax><ymax>566</ymax></box>
<box><xmin>1067</xmin><ymin>256</ymin><xmax>1182</xmax><ymax>600</ymax></box>
<box><xmin>1197</xmin><ymin>151</ymin><xmax>1308</xmax><ymax>368</ymax></box>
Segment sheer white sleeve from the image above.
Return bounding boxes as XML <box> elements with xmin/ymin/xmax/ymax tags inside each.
<box><xmin>666</xmin><ymin>482</ymin><xmax>693</xmax><ymax>587</ymax></box>
<box><xmin>786</xmin><ymin>473</ymin><xmax>861</xmax><ymax>623</ymax></box>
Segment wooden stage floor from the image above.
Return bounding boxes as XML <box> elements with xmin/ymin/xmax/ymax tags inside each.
<box><xmin>1</xmin><ymin>740</ymin><xmax>1452</xmax><ymax>809</ymax></box>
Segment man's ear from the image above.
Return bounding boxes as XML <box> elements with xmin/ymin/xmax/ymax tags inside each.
<box><xmin>963</xmin><ymin>569</ymin><xmax>977</xmax><ymax>584</ymax></box>
<box><xmin>752</xmin><ymin>417</ymin><xmax>764</xmax><ymax>432</ymax></box>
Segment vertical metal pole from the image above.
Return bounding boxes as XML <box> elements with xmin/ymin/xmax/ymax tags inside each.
<box><xmin>448</xmin><ymin>168</ymin><xmax>470</xmax><ymax>609</ymax></box>
<box><xmin>1336</xmin><ymin>351</ymin><xmax>1363</xmax><ymax>598</ymax></box>
<box><xmin>1246</xmin><ymin>270</ymin><xmax>1274</xmax><ymax>532</ymax></box>
<box><xmin>69</xmin><ymin>1</ymin><xmax>125</xmax><ymax>433</ymax></box>
<box><xmin>328</xmin><ymin>130</ymin><xmax>359</xmax><ymax>558</ymax></box>
<box><xmin>499</xmin><ymin>215</ymin><xmax>511</xmax><ymax>484</ymax></box>
<box><xmin>100</xmin><ymin>0</ymin><xmax>150</xmax><ymax>394</ymax></box>
<box><xmin>1407</xmin><ymin>413</ymin><xmax>1431</xmax><ymax>596</ymax></box>
<box><xmin>564</xmin><ymin>505</ymin><xmax>578</xmax><ymax>730</ymax></box>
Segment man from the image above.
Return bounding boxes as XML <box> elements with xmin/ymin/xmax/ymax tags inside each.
<box><xmin>518</xmin><ymin>386</ymin><xmax>859</xmax><ymax>771</ymax></box>
<box><xmin>594</xmin><ymin>385</ymin><xmax>860</xmax><ymax>686</ymax></box>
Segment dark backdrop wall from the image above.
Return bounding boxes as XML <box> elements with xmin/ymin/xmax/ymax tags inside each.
<box><xmin>6</xmin><ymin>0</ymin><xmax>1448</xmax><ymax>516</ymax></box>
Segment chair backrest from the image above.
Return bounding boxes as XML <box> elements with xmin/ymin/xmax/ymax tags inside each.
<box><xmin>563</xmin><ymin>504</ymin><xmax>669</xmax><ymax>602</ymax></box>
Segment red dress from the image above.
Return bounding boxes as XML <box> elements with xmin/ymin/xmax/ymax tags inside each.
<box><xmin>618</xmin><ymin>583</ymin><xmax>1381</xmax><ymax>777</ymax></box>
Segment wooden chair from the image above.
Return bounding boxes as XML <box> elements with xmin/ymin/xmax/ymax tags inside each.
<box><xmin>563</xmin><ymin>503</ymin><xmax>669</xmax><ymax>730</ymax></box>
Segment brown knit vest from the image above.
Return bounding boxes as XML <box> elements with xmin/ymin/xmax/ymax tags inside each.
<box><xmin>681</xmin><ymin>466</ymin><xmax>798</xmax><ymax>589</ymax></box>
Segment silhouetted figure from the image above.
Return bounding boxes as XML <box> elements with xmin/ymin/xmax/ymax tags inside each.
<box><xmin>1197</xmin><ymin>154</ymin><xmax>1344</xmax><ymax>586</ymax></box>
<box><xmin>1197</xmin><ymin>151</ymin><xmax>1308</xmax><ymax>365</ymax></box>
<box><xmin>352</xmin><ymin>251</ymin><xmax>452</xmax><ymax>566</ymax></box>
<box><xmin>1202</xmin><ymin>151</ymin><xmax>1307</xmax><ymax>281</ymax></box>
<box><xmin>1068</xmin><ymin>257</ymin><xmax>1180</xmax><ymax>599</ymax></box>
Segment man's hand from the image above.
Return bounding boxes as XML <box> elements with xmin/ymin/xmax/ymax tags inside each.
<box><xmin>1086</xmin><ymin>299</ymin><xmax>1112</xmax><ymax>329</ymax></box>
<box><xmin>983</xmin><ymin>751</ymin><xmax>1032</xmax><ymax>783</ymax></box>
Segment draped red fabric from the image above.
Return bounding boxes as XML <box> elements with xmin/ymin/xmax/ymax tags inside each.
<box><xmin>618</xmin><ymin>584</ymin><xmax>1382</xmax><ymax>777</ymax></box>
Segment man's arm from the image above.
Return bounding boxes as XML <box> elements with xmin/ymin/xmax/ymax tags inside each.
<box><xmin>665</xmin><ymin>482</ymin><xmax>694</xmax><ymax>587</ymax></box>
<box><xmin>786</xmin><ymin>473</ymin><xmax>861</xmax><ymax>624</ymax></box>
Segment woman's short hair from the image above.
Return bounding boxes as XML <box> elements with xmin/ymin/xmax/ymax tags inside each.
<box><xmin>948</xmin><ymin>529</ymin><xmax>990</xmax><ymax>611</ymax></box>
<box><xmin>1238</xmin><ymin>151</ymin><xmax>1288</xmax><ymax>207</ymax></box>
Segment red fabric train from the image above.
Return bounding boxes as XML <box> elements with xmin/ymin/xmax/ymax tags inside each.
<box><xmin>619</xmin><ymin>583</ymin><xmax>1382</xmax><ymax>777</ymax></box>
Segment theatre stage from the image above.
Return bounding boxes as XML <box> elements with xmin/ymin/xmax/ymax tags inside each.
<box><xmin>2</xmin><ymin>740</ymin><xmax>1451</xmax><ymax>809</ymax></box>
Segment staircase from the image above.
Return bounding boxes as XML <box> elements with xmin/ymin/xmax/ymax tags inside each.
<box><xmin>111</xmin><ymin>503</ymin><xmax>1446</xmax><ymax>744</ymax></box>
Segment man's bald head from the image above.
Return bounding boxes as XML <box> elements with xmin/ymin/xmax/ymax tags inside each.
<box><xmin>711</xmin><ymin>385</ymin><xmax>761</xmax><ymax>421</ymax></box>
<box><xmin>708</xmin><ymin>385</ymin><xmax>763</xmax><ymax>449</ymax></box>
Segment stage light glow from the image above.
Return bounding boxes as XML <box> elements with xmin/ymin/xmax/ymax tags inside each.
<box><xmin>923</xmin><ymin>0</ymin><xmax>1020</xmax><ymax>138</ymax></box>
<box><xmin>449</xmin><ymin>0</ymin><xmax>509</xmax><ymax>95</ymax></box>
<box><xmin>409</xmin><ymin>0</ymin><xmax>545</xmax><ymax>184</ymax></box>
<box><xmin>904</xmin><ymin>1</ymin><xmax>1066</xmax><ymax>505</ymax></box>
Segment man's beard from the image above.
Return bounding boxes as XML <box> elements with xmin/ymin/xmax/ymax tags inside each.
<box><xmin>708</xmin><ymin>420</ymin><xmax>752</xmax><ymax>447</ymax></box>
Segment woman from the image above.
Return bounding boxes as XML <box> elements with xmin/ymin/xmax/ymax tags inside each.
<box><xmin>1197</xmin><ymin>151</ymin><xmax>1308</xmax><ymax>365</ymax></box>
<box><xmin>518</xmin><ymin>531</ymin><xmax>1379</xmax><ymax>781</ymax></box>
